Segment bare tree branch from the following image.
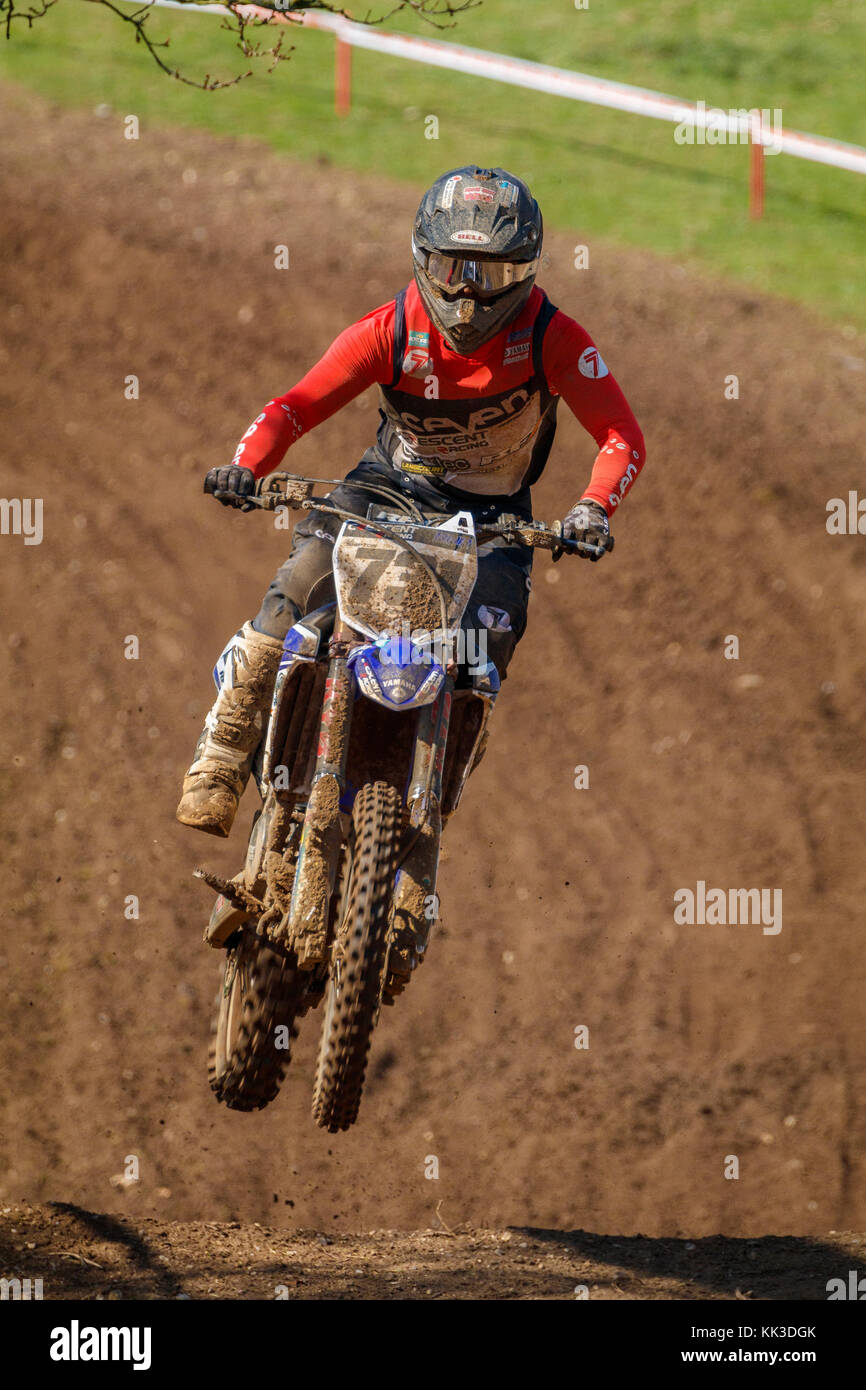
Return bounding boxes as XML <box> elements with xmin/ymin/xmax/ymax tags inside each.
<box><xmin>3</xmin><ymin>0</ymin><xmax>58</xmax><ymax>43</ymax></box>
<box><xmin>83</xmin><ymin>0</ymin><xmax>255</xmax><ymax>89</ymax></box>
<box><xmin>1</xmin><ymin>0</ymin><xmax>481</xmax><ymax>89</ymax></box>
<box><xmin>279</xmin><ymin>0</ymin><xmax>481</xmax><ymax>28</ymax></box>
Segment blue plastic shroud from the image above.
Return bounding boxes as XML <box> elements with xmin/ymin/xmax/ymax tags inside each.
<box><xmin>347</xmin><ymin>635</ymin><xmax>445</xmax><ymax>710</ymax></box>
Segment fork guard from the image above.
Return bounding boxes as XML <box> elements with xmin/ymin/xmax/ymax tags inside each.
<box><xmin>386</xmin><ymin>795</ymin><xmax>442</xmax><ymax>994</ymax></box>
<box><xmin>285</xmin><ymin>653</ymin><xmax>355</xmax><ymax>969</ymax></box>
<box><xmin>286</xmin><ymin>771</ymin><xmax>345</xmax><ymax>969</ymax></box>
<box><xmin>260</xmin><ymin>604</ymin><xmax>337</xmax><ymax>797</ymax></box>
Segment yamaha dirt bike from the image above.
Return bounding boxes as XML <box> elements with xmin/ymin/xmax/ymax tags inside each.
<box><xmin>196</xmin><ymin>470</ymin><xmax>609</xmax><ymax>1132</ymax></box>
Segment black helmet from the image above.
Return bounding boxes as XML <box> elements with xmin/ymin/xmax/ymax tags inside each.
<box><xmin>412</xmin><ymin>166</ymin><xmax>542</xmax><ymax>355</ymax></box>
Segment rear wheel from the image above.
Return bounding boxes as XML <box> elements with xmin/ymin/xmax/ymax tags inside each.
<box><xmin>312</xmin><ymin>781</ymin><xmax>402</xmax><ymax>1133</ymax></box>
<box><xmin>208</xmin><ymin>924</ymin><xmax>310</xmax><ymax>1112</ymax></box>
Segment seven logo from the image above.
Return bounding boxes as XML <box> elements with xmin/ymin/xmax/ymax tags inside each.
<box><xmin>402</xmin><ymin>329</ymin><xmax>432</xmax><ymax>377</ymax></box>
<box><xmin>578</xmin><ymin>346</ymin><xmax>609</xmax><ymax>379</ymax></box>
<box><xmin>402</xmin><ymin>347</ymin><xmax>433</xmax><ymax>376</ymax></box>
<box><xmin>405</xmin><ymin>330</ymin><xmax>433</xmax><ymax>380</ymax></box>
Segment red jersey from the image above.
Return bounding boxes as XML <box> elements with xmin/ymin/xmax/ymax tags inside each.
<box><xmin>232</xmin><ymin>282</ymin><xmax>645</xmax><ymax>515</ymax></box>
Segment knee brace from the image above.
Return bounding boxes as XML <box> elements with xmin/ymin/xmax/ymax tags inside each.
<box><xmin>252</xmin><ymin>587</ymin><xmax>302</xmax><ymax>642</ymax></box>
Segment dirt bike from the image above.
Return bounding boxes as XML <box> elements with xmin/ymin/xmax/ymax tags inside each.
<box><xmin>195</xmin><ymin>470</ymin><xmax>608</xmax><ymax>1132</ymax></box>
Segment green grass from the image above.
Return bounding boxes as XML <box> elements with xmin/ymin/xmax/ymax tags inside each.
<box><xmin>1</xmin><ymin>0</ymin><xmax>864</xmax><ymax>329</ymax></box>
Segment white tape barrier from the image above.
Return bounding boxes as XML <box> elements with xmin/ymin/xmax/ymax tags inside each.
<box><xmin>143</xmin><ymin>2</ymin><xmax>866</xmax><ymax>176</ymax></box>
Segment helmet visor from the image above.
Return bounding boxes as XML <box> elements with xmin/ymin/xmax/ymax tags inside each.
<box><xmin>416</xmin><ymin>245</ymin><xmax>538</xmax><ymax>297</ymax></box>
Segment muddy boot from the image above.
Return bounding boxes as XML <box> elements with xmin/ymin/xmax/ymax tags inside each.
<box><xmin>176</xmin><ymin>622</ymin><xmax>284</xmax><ymax>838</ymax></box>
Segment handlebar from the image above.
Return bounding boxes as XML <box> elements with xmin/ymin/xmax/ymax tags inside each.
<box><xmin>474</xmin><ymin>517</ymin><xmax>613</xmax><ymax>558</ymax></box>
<box><xmin>213</xmin><ymin>472</ymin><xmax>614</xmax><ymax>559</ymax></box>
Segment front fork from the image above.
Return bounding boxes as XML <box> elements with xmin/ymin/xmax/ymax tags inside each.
<box><xmin>286</xmin><ymin>634</ymin><xmax>354</xmax><ymax>969</ymax></box>
<box><xmin>288</xmin><ymin>650</ymin><xmax>455</xmax><ymax>974</ymax></box>
<box><xmin>407</xmin><ymin>676</ymin><xmax>453</xmax><ymax>828</ymax></box>
<box><xmin>385</xmin><ymin>677</ymin><xmax>454</xmax><ymax>985</ymax></box>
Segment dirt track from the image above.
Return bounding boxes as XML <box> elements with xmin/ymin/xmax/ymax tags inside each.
<box><xmin>1</xmin><ymin>81</ymin><xmax>865</xmax><ymax>1299</ymax></box>
<box><xmin>4</xmin><ymin>1202</ymin><xmax>864</xmax><ymax>1300</ymax></box>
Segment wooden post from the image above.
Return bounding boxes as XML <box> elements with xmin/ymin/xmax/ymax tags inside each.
<box><xmin>750</xmin><ymin>109</ymin><xmax>765</xmax><ymax>219</ymax></box>
<box><xmin>335</xmin><ymin>35</ymin><xmax>352</xmax><ymax>116</ymax></box>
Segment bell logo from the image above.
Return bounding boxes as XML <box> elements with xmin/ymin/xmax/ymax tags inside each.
<box><xmin>578</xmin><ymin>346</ymin><xmax>609</xmax><ymax>379</ymax></box>
<box><xmin>450</xmin><ymin>229</ymin><xmax>491</xmax><ymax>245</ymax></box>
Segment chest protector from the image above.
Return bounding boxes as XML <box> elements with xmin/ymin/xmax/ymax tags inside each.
<box><xmin>376</xmin><ymin>285</ymin><xmax>560</xmax><ymax>498</ymax></box>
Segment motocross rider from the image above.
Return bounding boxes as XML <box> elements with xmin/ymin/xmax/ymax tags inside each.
<box><xmin>177</xmin><ymin>166</ymin><xmax>646</xmax><ymax>838</ymax></box>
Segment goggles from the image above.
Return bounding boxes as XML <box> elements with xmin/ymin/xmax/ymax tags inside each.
<box><xmin>415</xmin><ymin>244</ymin><xmax>539</xmax><ymax>297</ymax></box>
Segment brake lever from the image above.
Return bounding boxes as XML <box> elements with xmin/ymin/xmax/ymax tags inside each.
<box><xmin>211</xmin><ymin>489</ymin><xmax>260</xmax><ymax>512</ymax></box>
<box><xmin>578</xmin><ymin>530</ymin><xmax>614</xmax><ymax>553</ymax></box>
<box><xmin>552</xmin><ymin>525</ymin><xmax>614</xmax><ymax>563</ymax></box>
<box><xmin>210</xmin><ymin>476</ymin><xmax>317</xmax><ymax>511</ymax></box>
<box><xmin>572</xmin><ymin>533</ymin><xmax>615</xmax><ymax>561</ymax></box>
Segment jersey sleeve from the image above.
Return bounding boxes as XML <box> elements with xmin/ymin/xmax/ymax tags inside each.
<box><xmin>231</xmin><ymin>300</ymin><xmax>396</xmax><ymax>479</ymax></box>
<box><xmin>542</xmin><ymin>309</ymin><xmax>646</xmax><ymax>515</ymax></box>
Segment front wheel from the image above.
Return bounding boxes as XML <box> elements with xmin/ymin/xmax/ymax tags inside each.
<box><xmin>312</xmin><ymin>781</ymin><xmax>402</xmax><ymax>1133</ymax></box>
<box><xmin>208</xmin><ymin>925</ymin><xmax>311</xmax><ymax>1112</ymax></box>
